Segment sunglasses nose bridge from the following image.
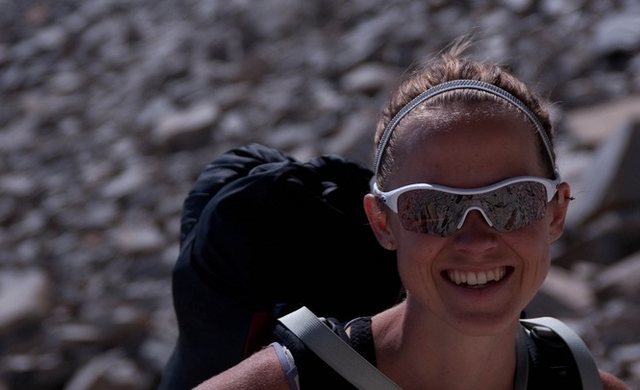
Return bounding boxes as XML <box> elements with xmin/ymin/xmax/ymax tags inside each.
<box><xmin>456</xmin><ymin>205</ymin><xmax>495</xmax><ymax>231</ymax></box>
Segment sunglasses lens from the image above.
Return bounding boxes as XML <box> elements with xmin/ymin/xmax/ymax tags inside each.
<box><xmin>396</xmin><ymin>181</ymin><xmax>549</xmax><ymax>236</ymax></box>
<box><xmin>482</xmin><ymin>181</ymin><xmax>547</xmax><ymax>232</ymax></box>
<box><xmin>397</xmin><ymin>190</ymin><xmax>463</xmax><ymax>235</ymax></box>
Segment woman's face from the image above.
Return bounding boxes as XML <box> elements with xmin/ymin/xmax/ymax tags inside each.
<box><xmin>372</xmin><ymin>108</ymin><xmax>569</xmax><ymax>336</ymax></box>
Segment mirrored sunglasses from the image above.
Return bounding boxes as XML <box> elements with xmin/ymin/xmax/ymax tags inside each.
<box><xmin>373</xmin><ymin>176</ymin><xmax>560</xmax><ymax>237</ymax></box>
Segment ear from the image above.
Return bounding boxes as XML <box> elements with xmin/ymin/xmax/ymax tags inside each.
<box><xmin>548</xmin><ymin>182</ymin><xmax>571</xmax><ymax>242</ymax></box>
<box><xmin>363</xmin><ymin>193</ymin><xmax>396</xmax><ymax>250</ymax></box>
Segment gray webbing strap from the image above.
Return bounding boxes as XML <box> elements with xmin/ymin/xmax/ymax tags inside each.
<box><xmin>520</xmin><ymin>317</ymin><xmax>603</xmax><ymax>390</ymax></box>
<box><xmin>278</xmin><ymin>306</ymin><xmax>401</xmax><ymax>390</ymax></box>
<box><xmin>280</xmin><ymin>308</ymin><xmax>601</xmax><ymax>389</ymax></box>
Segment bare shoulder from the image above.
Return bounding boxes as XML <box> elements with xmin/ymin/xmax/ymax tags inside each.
<box><xmin>600</xmin><ymin>369</ymin><xmax>631</xmax><ymax>390</ymax></box>
<box><xmin>194</xmin><ymin>345</ymin><xmax>290</xmax><ymax>390</ymax></box>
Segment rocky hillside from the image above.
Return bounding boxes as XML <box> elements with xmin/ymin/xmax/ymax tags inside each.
<box><xmin>1</xmin><ymin>0</ymin><xmax>639</xmax><ymax>389</ymax></box>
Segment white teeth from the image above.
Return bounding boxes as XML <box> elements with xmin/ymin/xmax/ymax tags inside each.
<box><xmin>447</xmin><ymin>267</ymin><xmax>507</xmax><ymax>287</ymax></box>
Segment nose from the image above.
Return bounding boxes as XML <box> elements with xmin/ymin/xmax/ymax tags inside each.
<box><xmin>452</xmin><ymin>210</ymin><xmax>498</xmax><ymax>253</ymax></box>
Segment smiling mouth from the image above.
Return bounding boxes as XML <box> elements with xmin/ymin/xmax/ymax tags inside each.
<box><xmin>445</xmin><ymin>266</ymin><xmax>511</xmax><ymax>288</ymax></box>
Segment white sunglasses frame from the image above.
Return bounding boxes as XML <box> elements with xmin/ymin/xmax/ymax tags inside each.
<box><xmin>372</xmin><ymin>176</ymin><xmax>561</xmax><ymax>231</ymax></box>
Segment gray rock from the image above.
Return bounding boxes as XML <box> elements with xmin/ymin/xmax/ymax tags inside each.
<box><xmin>101</xmin><ymin>164</ymin><xmax>149</xmax><ymax>199</ymax></box>
<box><xmin>593</xmin><ymin>12</ymin><xmax>640</xmax><ymax>55</ymax></box>
<box><xmin>340</xmin><ymin>63</ymin><xmax>398</xmax><ymax>95</ymax></box>
<box><xmin>64</xmin><ymin>350</ymin><xmax>152</xmax><ymax>390</ymax></box>
<box><xmin>565</xmin><ymin>120</ymin><xmax>640</xmax><ymax>229</ymax></box>
<box><xmin>0</xmin><ymin>269</ymin><xmax>51</xmax><ymax>335</ymax></box>
<box><xmin>526</xmin><ymin>265</ymin><xmax>595</xmax><ymax>318</ymax></box>
<box><xmin>595</xmin><ymin>251</ymin><xmax>640</xmax><ymax>300</ymax></box>
<box><xmin>110</xmin><ymin>222</ymin><xmax>165</xmax><ymax>255</ymax></box>
<box><xmin>151</xmin><ymin>102</ymin><xmax>219</xmax><ymax>150</ymax></box>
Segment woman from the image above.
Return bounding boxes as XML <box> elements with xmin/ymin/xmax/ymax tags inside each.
<box><xmin>195</xmin><ymin>40</ymin><xmax>628</xmax><ymax>389</ymax></box>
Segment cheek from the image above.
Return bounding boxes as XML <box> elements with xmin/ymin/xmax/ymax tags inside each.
<box><xmin>507</xmin><ymin>223</ymin><xmax>551</xmax><ymax>286</ymax></box>
<box><xmin>395</xmin><ymin>232</ymin><xmax>444</xmax><ymax>281</ymax></box>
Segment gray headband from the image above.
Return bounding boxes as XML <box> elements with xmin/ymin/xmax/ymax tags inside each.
<box><xmin>373</xmin><ymin>79</ymin><xmax>559</xmax><ymax>182</ymax></box>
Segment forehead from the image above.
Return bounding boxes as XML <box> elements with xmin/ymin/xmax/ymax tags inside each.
<box><xmin>401</xmin><ymin>100</ymin><xmax>521</xmax><ymax>134</ymax></box>
<box><xmin>390</xmin><ymin>105</ymin><xmax>544</xmax><ymax>187</ymax></box>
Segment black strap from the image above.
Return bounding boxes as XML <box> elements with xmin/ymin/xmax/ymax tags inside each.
<box><xmin>344</xmin><ymin>317</ymin><xmax>376</xmax><ymax>365</ymax></box>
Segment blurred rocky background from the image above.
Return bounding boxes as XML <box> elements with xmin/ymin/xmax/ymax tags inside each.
<box><xmin>1</xmin><ymin>0</ymin><xmax>639</xmax><ymax>389</ymax></box>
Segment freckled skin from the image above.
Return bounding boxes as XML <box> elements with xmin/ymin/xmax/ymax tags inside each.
<box><xmin>385</xmin><ymin>111</ymin><xmax>560</xmax><ymax>335</ymax></box>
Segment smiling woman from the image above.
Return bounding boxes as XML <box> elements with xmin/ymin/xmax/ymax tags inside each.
<box><xmin>369</xmin><ymin>113</ymin><xmax>561</xmax><ymax>343</ymax></box>
<box><xmin>188</xmin><ymin>37</ymin><xmax>630</xmax><ymax>389</ymax></box>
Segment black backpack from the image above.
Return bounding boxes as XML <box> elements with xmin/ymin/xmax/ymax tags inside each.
<box><xmin>159</xmin><ymin>143</ymin><xmax>402</xmax><ymax>389</ymax></box>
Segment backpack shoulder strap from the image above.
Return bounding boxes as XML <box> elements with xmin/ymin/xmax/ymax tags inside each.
<box><xmin>279</xmin><ymin>306</ymin><xmax>401</xmax><ymax>390</ymax></box>
<box><xmin>520</xmin><ymin>317</ymin><xmax>603</xmax><ymax>390</ymax></box>
<box><xmin>280</xmin><ymin>309</ymin><xmax>602</xmax><ymax>390</ymax></box>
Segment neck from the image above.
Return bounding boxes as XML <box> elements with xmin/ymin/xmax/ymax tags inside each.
<box><xmin>373</xmin><ymin>302</ymin><xmax>519</xmax><ymax>390</ymax></box>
